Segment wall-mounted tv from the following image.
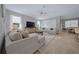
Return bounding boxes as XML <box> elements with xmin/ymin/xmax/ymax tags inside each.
<box><xmin>26</xmin><ymin>22</ymin><xmax>35</xmax><ymax>28</ymax></box>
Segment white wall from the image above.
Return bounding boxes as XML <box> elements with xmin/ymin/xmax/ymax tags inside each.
<box><xmin>5</xmin><ymin>9</ymin><xmax>38</xmax><ymax>33</ymax></box>
<box><xmin>40</xmin><ymin>19</ymin><xmax>57</xmax><ymax>33</ymax></box>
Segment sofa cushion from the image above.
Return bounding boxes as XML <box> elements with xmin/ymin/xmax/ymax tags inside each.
<box><xmin>9</xmin><ymin>31</ymin><xmax>22</xmax><ymax>41</ymax></box>
<box><xmin>21</xmin><ymin>31</ymin><xmax>29</xmax><ymax>38</ymax></box>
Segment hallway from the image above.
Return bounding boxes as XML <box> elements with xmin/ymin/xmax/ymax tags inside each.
<box><xmin>41</xmin><ymin>33</ymin><xmax>79</xmax><ymax>54</ymax></box>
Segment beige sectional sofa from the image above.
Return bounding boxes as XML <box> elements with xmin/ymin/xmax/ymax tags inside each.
<box><xmin>5</xmin><ymin>31</ymin><xmax>45</xmax><ymax>54</ymax></box>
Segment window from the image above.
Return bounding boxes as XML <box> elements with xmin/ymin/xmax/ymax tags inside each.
<box><xmin>10</xmin><ymin>15</ymin><xmax>22</xmax><ymax>31</ymax></box>
<box><xmin>65</xmin><ymin>20</ymin><xmax>78</xmax><ymax>28</ymax></box>
<box><xmin>37</xmin><ymin>21</ymin><xmax>41</xmax><ymax>30</ymax></box>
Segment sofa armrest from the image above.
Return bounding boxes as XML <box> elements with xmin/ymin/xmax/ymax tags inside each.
<box><xmin>6</xmin><ymin>36</ymin><xmax>40</xmax><ymax>54</ymax></box>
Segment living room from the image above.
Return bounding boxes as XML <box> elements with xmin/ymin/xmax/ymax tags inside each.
<box><xmin>1</xmin><ymin>4</ymin><xmax>79</xmax><ymax>54</ymax></box>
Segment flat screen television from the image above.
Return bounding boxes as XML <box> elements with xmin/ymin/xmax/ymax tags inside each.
<box><xmin>26</xmin><ymin>22</ymin><xmax>35</xmax><ymax>28</ymax></box>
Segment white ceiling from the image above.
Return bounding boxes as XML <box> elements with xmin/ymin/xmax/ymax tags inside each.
<box><xmin>6</xmin><ymin>4</ymin><xmax>79</xmax><ymax>20</ymax></box>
